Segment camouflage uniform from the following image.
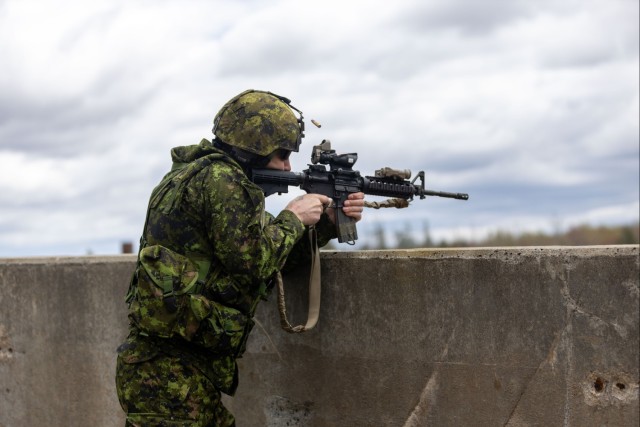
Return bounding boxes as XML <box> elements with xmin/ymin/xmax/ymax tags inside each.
<box><xmin>116</xmin><ymin>139</ymin><xmax>336</xmax><ymax>426</ymax></box>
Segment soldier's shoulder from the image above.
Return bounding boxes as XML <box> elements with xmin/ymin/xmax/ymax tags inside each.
<box><xmin>201</xmin><ymin>158</ymin><xmax>246</xmax><ymax>182</ymax></box>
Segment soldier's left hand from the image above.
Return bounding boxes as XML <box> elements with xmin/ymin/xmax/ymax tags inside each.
<box><xmin>326</xmin><ymin>192</ymin><xmax>365</xmax><ymax>224</ymax></box>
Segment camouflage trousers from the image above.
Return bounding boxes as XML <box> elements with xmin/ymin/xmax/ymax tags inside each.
<box><xmin>116</xmin><ymin>353</ymin><xmax>235</xmax><ymax>427</ymax></box>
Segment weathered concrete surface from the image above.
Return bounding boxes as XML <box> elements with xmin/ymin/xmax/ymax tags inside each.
<box><xmin>0</xmin><ymin>256</ymin><xmax>133</xmax><ymax>427</ymax></box>
<box><xmin>0</xmin><ymin>246</ymin><xmax>638</xmax><ymax>427</ymax></box>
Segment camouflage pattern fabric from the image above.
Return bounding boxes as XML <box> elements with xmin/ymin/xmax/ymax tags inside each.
<box><xmin>128</xmin><ymin>244</ymin><xmax>202</xmax><ymax>340</ymax></box>
<box><xmin>116</xmin><ymin>139</ymin><xmax>337</xmax><ymax>424</ymax></box>
<box><xmin>116</xmin><ymin>351</ymin><xmax>235</xmax><ymax>427</ymax></box>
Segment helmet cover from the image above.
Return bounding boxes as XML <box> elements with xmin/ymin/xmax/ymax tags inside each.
<box><xmin>213</xmin><ymin>90</ymin><xmax>304</xmax><ymax>157</ymax></box>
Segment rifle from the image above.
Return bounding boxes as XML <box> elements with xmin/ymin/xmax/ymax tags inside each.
<box><xmin>251</xmin><ymin>140</ymin><xmax>469</xmax><ymax>244</ymax></box>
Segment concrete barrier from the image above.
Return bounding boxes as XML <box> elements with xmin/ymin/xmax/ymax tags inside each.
<box><xmin>0</xmin><ymin>246</ymin><xmax>638</xmax><ymax>426</ymax></box>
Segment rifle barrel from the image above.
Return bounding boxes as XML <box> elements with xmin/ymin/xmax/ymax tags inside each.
<box><xmin>422</xmin><ymin>189</ymin><xmax>469</xmax><ymax>200</ymax></box>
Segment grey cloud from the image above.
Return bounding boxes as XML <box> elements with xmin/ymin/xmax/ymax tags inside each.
<box><xmin>0</xmin><ymin>74</ymin><xmax>158</xmax><ymax>158</ymax></box>
<box><xmin>392</xmin><ymin>0</ymin><xmax>537</xmax><ymax>35</ymax></box>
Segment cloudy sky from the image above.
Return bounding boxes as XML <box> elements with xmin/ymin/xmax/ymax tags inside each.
<box><xmin>0</xmin><ymin>0</ymin><xmax>638</xmax><ymax>256</ymax></box>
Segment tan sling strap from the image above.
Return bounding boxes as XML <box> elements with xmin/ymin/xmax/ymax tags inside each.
<box><xmin>277</xmin><ymin>199</ymin><xmax>409</xmax><ymax>333</ymax></box>
<box><xmin>277</xmin><ymin>226</ymin><xmax>321</xmax><ymax>333</ymax></box>
<box><xmin>364</xmin><ymin>198</ymin><xmax>409</xmax><ymax>209</ymax></box>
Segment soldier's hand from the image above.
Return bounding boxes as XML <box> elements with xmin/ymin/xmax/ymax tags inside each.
<box><xmin>326</xmin><ymin>192</ymin><xmax>365</xmax><ymax>224</ymax></box>
<box><xmin>285</xmin><ymin>194</ymin><xmax>332</xmax><ymax>226</ymax></box>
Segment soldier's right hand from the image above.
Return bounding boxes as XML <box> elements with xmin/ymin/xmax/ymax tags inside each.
<box><xmin>285</xmin><ymin>194</ymin><xmax>332</xmax><ymax>226</ymax></box>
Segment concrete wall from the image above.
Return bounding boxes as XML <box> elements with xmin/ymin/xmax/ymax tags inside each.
<box><xmin>0</xmin><ymin>246</ymin><xmax>638</xmax><ymax>427</ymax></box>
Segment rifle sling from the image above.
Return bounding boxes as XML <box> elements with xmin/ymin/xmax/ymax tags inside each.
<box><xmin>364</xmin><ymin>198</ymin><xmax>409</xmax><ymax>209</ymax></box>
<box><xmin>277</xmin><ymin>226</ymin><xmax>321</xmax><ymax>333</ymax></box>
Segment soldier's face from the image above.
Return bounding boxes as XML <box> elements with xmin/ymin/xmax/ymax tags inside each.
<box><xmin>265</xmin><ymin>155</ymin><xmax>291</xmax><ymax>171</ymax></box>
<box><xmin>265</xmin><ymin>149</ymin><xmax>292</xmax><ymax>171</ymax></box>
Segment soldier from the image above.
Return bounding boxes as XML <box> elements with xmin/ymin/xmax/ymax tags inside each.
<box><xmin>115</xmin><ymin>90</ymin><xmax>364</xmax><ymax>426</ymax></box>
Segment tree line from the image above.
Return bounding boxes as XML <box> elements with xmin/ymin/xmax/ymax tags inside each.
<box><xmin>353</xmin><ymin>222</ymin><xmax>639</xmax><ymax>250</ymax></box>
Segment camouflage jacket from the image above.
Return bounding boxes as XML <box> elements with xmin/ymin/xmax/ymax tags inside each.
<box><xmin>119</xmin><ymin>138</ymin><xmax>336</xmax><ymax>395</ymax></box>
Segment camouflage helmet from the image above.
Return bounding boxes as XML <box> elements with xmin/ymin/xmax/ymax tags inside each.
<box><xmin>213</xmin><ymin>89</ymin><xmax>304</xmax><ymax>157</ymax></box>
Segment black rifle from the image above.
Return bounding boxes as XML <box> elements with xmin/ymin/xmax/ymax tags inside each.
<box><xmin>251</xmin><ymin>140</ymin><xmax>469</xmax><ymax>244</ymax></box>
